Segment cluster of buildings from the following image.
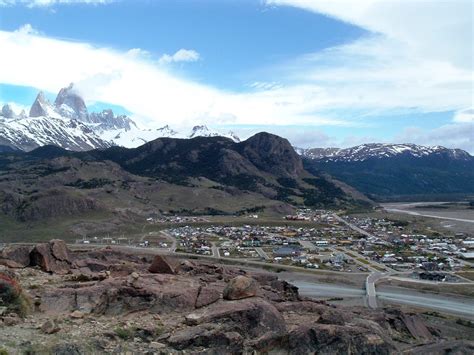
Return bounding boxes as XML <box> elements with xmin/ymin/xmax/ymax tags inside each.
<box><xmin>146</xmin><ymin>216</ymin><xmax>209</xmax><ymax>224</ymax></box>
<box><xmin>168</xmin><ymin>226</ymin><xmax>213</xmax><ymax>255</ymax></box>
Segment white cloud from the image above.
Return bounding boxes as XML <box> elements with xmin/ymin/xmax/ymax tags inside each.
<box><xmin>14</xmin><ymin>23</ymin><xmax>39</xmax><ymax>35</ymax></box>
<box><xmin>453</xmin><ymin>108</ymin><xmax>474</xmax><ymax>123</ymax></box>
<box><xmin>158</xmin><ymin>49</ymin><xmax>201</xmax><ymax>65</ymax></box>
<box><xmin>0</xmin><ymin>0</ymin><xmax>114</xmax><ymax>7</ymax></box>
<box><xmin>1</xmin><ymin>0</ymin><xmax>472</xmax><ymax>151</ymax></box>
<box><xmin>264</xmin><ymin>0</ymin><xmax>472</xmax><ymax>114</ymax></box>
<box><xmin>395</xmin><ymin>123</ymin><xmax>474</xmax><ymax>154</ymax></box>
<box><xmin>0</xmin><ymin>26</ymin><xmax>346</xmax><ymax>128</ymax></box>
<box><xmin>126</xmin><ymin>48</ymin><xmax>151</xmax><ymax>60</ymax></box>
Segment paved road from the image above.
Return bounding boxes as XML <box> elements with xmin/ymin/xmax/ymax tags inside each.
<box><xmin>332</xmin><ymin>213</ymin><xmax>374</xmax><ymax>238</ymax></box>
<box><xmin>255</xmin><ymin>247</ymin><xmax>270</xmax><ymax>260</ymax></box>
<box><xmin>332</xmin><ymin>246</ymin><xmax>377</xmax><ymax>272</ymax></box>
<box><xmin>332</xmin><ymin>214</ymin><xmax>394</xmax><ymax>272</ymax></box>
<box><xmin>384</xmin><ymin>208</ymin><xmax>474</xmax><ymax>224</ymax></box>
<box><xmin>211</xmin><ymin>242</ymin><xmax>220</xmax><ymax>258</ymax></box>
<box><xmin>366</xmin><ymin>272</ymin><xmax>385</xmax><ymax>309</ymax></box>
<box><xmin>292</xmin><ymin>281</ymin><xmax>474</xmax><ymax>319</ymax></box>
<box><xmin>160</xmin><ymin>231</ymin><xmax>177</xmax><ymax>252</ymax></box>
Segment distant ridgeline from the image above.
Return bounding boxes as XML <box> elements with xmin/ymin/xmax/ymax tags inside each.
<box><xmin>298</xmin><ymin>143</ymin><xmax>474</xmax><ymax>200</ymax></box>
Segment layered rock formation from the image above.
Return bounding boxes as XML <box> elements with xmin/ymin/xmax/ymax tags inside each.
<box><xmin>0</xmin><ymin>241</ymin><xmax>473</xmax><ymax>354</ymax></box>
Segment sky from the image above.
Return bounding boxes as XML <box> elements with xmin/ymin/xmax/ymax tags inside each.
<box><xmin>0</xmin><ymin>0</ymin><xmax>472</xmax><ymax>151</ymax></box>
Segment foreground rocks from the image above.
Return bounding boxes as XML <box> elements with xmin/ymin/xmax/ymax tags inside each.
<box><xmin>223</xmin><ymin>275</ymin><xmax>258</xmax><ymax>300</ymax></box>
<box><xmin>1</xmin><ymin>240</ymin><xmax>474</xmax><ymax>354</ymax></box>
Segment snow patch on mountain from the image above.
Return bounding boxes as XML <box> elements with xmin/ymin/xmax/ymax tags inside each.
<box><xmin>0</xmin><ymin>84</ymin><xmax>241</xmax><ymax>151</ymax></box>
<box><xmin>297</xmin><ymin>143</ymin><xmax>472</xmax><ymax>162</ymax></box>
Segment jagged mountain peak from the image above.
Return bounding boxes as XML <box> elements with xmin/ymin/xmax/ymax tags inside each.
<box><xmin>1</xmin><ymin>104</ymin><xmax>15</xmax><ymax>119</ymax></box>
<box><xmin>189</xmin><ymin>125</ymin><xmax>215</xmax><ymax>138</ymax></box>
<box><xmin>29</xmin><ymin>91</ymin><xmax>56</xmax><ymax>118</ymax></box>
<box><xmin>54</xmin><ymin>82</ymin><xmax>88</xmax><ymax>120</ymax></box>
<box><xmin>3</xmin><ymin>84</ymin><xmax>243</xmax><ymax>152</ymax></box>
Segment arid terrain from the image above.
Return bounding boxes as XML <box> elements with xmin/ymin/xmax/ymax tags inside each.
<box><xmin>1</xmin><ymin>240</ymin><xmax>474</xmax><ymax>354</ymax></box>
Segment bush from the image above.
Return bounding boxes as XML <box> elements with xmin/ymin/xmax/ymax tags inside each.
<box><xmin>114</xmin><ymin>326</ymin><xmax>134</xmax><ymax>340</ymax></box>
<box><xmin>0</xmin><ymin>272</ymin><xmax>31</xmax><ymax>317</ymax></box>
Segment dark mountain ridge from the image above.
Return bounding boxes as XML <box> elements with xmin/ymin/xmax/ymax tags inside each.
<box><xmin>0</xmin><ymin>133</ymin><xmax>372</xmax><ymax>225</ymax></box>
<box><xmin>301</xmin><ymin>143</ymin><xmax>474</xmax><ymax>198</ymax></box>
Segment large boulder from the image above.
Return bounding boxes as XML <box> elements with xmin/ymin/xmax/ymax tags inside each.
<box><xmin>39</xmin><ymin>274</ymin><xmax>201</xmax><ymax>315</ymax></box>
<box><xmin>223</xmin><ymin>276</ymin><xmax>258</xmax><ymax>300</ymax></box>
<box><xmin>195</xmin><ymin>286</ymin><xmax>222</xmax><ymax>308</ymax></box>
<box><xmin>167</xmin><ymin>323</ymin><xmax>244</xmax><ymax>352</ymax></box>
<box><xmin>287</xmin><ymin>323</ymin><xmax>394</xmax><ymax>354</ymax></box>
<box><xmin>0</xmin><ymin>245</ymin><xmax>33</xmax><ymax>268</ymax></box>
<box><xmin>185</xmin><ymin>298</ymin><xmax>286</xmax><ymax>338</ymax></box>
<box><xmin>148</xmin><ymin>255</ymin><xmax>179</xmax><ymax>274</ymax></box>
<box><xmin>30</xmin><ymin>240</ymin><xmax>72</xmax><ymax>274</ymax></box>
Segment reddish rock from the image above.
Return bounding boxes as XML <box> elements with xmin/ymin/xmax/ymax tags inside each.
<box><xmin>30</xmin><ymin>240</ymin><xmax>72</xmax><ymax>274</ymax></box>
<box><xmin>148</xmin><ymin>255</ymin><xmax>179</xmax><ymax>274</ymax></box>
<box><xmin>223</xmin><ymin>276</ymin><xmax>258</xmax><ymax>300</ymax></box>
<box><xmin>287</xmin><ymin>323</ymin><xmax>393</xmax><ymax>354</ymax></box>
<box><xmin>401</xmin><ymin>313</ymin><xmax>432</xmax><ymax>340</ymax></box>
<box><xmin>167</xmin><ymin>323</ymin><xmax>244</xmax><ymax>352</ymax></box>
<box><xmin>41</xmin><ymin>319</ymin><xmax>60</xmax><ymax>334</ymax></box>
<box><xmin>185</xmin><ymin>298</ymin><xmax>286</xmax><ymax>338</ymax></box>
<box><xmin>0</xmin><ymin>259</ymin><xmax>24</xmax><ymax>268</ymax></box>
<box><xmin>50</xmin><ymin>239</ymin><xmax>71</xmax><ymax>261</ymax></box>
<box><xmin>195</xmin><ymin>286</ymin><xmax>222</xmax><ymax>308</ymax></box>
<box><xmin>0</xmin><ymin>245</ymin><xmax>33</xmax><ymax>268</ymax></box>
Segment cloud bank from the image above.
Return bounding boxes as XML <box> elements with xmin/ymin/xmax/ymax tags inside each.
<box><xmin>0</xmin><ymin>0</ymin><xmax>472</xmax><ymax>151</ymax></box>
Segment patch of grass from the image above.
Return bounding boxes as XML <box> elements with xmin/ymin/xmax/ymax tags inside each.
<box><xmin>456</xmin><ymin>318</ymin><xmax>474</xmax><ymax>328</ymax></box>
<box><xmin>423</xmin><ymin>311</ymin><xmax>445</xmax><ymax>318</ymax></box>
<box><xmin>114</xmin><ymin>326</ymin><xmax>135</xmax><ymax>340</ymax></box>
<box><xmin>0</xmin><ymin>347</ymin><xmax>9</xmax><ymax>355</ymax></box>
<box><xmin>356</xmin><ymin>257</ymin><xmax>370</xmax><ymax>265</ymax></box>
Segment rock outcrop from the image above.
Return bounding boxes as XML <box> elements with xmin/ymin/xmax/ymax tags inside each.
<box><xmin>148</xmin><ymin>255</ymin><xmax>179</xmax><ymax>274</ymax></box>
<box><xmin>0</xmin><ymin>241</ymin><xmax>468</xmax><ymax>354</ymax></box>
<box><xmin>30</xmin><ymin>239</ymin><xmax>72</xmax><ymax>274</ymax></box>
<box><xmin>223</xmin><ymin>275</ymin><xmax>258</xmax><ymax>300</ymax></box>
<box><xmin>54</xmin><ymin>83</ymin><xmax>88</xmax><ymax>120</ymax></box>
<box><xmin>0</xmin><ymin>245</ymin><xmax>32</xmax><ymax>268</ymax></box>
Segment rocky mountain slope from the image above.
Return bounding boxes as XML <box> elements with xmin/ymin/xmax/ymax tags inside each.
<box><xmin>0</xmin><ymin>133</ymin><xmax>371</xmax><ymax>231</ymax></box>
<box><xmin>0</xmin><ymin>83</ymin><xmax>240</xmax><ymax>151</ymax></box>
<box><xmin>0</xmin><ymin>240</ymin><xmax>473</xmax><ymax>354</ymax></box>
<box><xmin>300</xmin><ymin>143</ymin><xmax>474</xmax><ymax>198</ymax></box>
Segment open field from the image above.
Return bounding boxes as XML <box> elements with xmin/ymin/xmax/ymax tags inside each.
<box><xmin>381</xmin><ymin>202</ymin><xmax>474</xmax><ymax>234</ymax></box>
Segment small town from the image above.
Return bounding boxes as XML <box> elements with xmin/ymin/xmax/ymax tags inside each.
<box><xmin>74</xmin><ymin>208</ymin><xmax>474</xmax><ymax>283</ymax></box>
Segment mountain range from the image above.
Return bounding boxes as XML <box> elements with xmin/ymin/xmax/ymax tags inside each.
<box><xmin>1</xmin><ymin>84</ymin><xmax>472</xmax><ymax>201</ymax></box>
<box><xmin>0</xmin><ymin>83</ymin><xmax>240</xmax><ymax>152</ymax></box>
<box><xmin>0</xmin><ymin>133</ymin><xmax>372</xmax><ymax>242</ymax></box>
<box><xmin>300</xmin><ymin>143</ymin><xmax>474</xmax><ymax>199</ymax></box>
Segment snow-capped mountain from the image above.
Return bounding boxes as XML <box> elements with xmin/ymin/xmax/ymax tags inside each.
<box><xmin>297</xmin><ymin>143</ymin><xmax>472</xmax><ymax>162</ymax></box>
<box><xmin>0</xmin><ymin>115</ymin><xmax>111</xmax><ymax>151</ymax></box>
<box><xmin>0</xmin><ymin>83</ymin><xmax>240</xmax><ymax>151</ymax></box>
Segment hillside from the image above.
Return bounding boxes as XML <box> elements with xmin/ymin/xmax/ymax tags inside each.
<box><xmin>301</xmin><ymin>143</ymin><xmax>474</xmax><ymax>199</ymax></box>
<box><xmin>0</xmin><ymin>133</ymin><xmax>372</xmax><ymax>240</ymax></box>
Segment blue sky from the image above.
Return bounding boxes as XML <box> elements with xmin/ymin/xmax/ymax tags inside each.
<box><xmin>0</xmin><ymin>0</ymin><xmax>472</xmax><ymax>151</ymax></box>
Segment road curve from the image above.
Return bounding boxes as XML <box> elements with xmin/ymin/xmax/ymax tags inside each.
<box><xmin>293</xmin><ymin>281</ymin><xmax>474</xmax><ymax>319</ymax></box>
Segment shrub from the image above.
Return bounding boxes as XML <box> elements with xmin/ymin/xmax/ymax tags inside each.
<box><xmin>114</xmin><ymin>326</ymin><xmax>134</xmax><ymax>340</ymax></box>
<box><xmin>0</xmin><ymin>272</ymin><xmax>31</xmax><ymax>317</ymax></box>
